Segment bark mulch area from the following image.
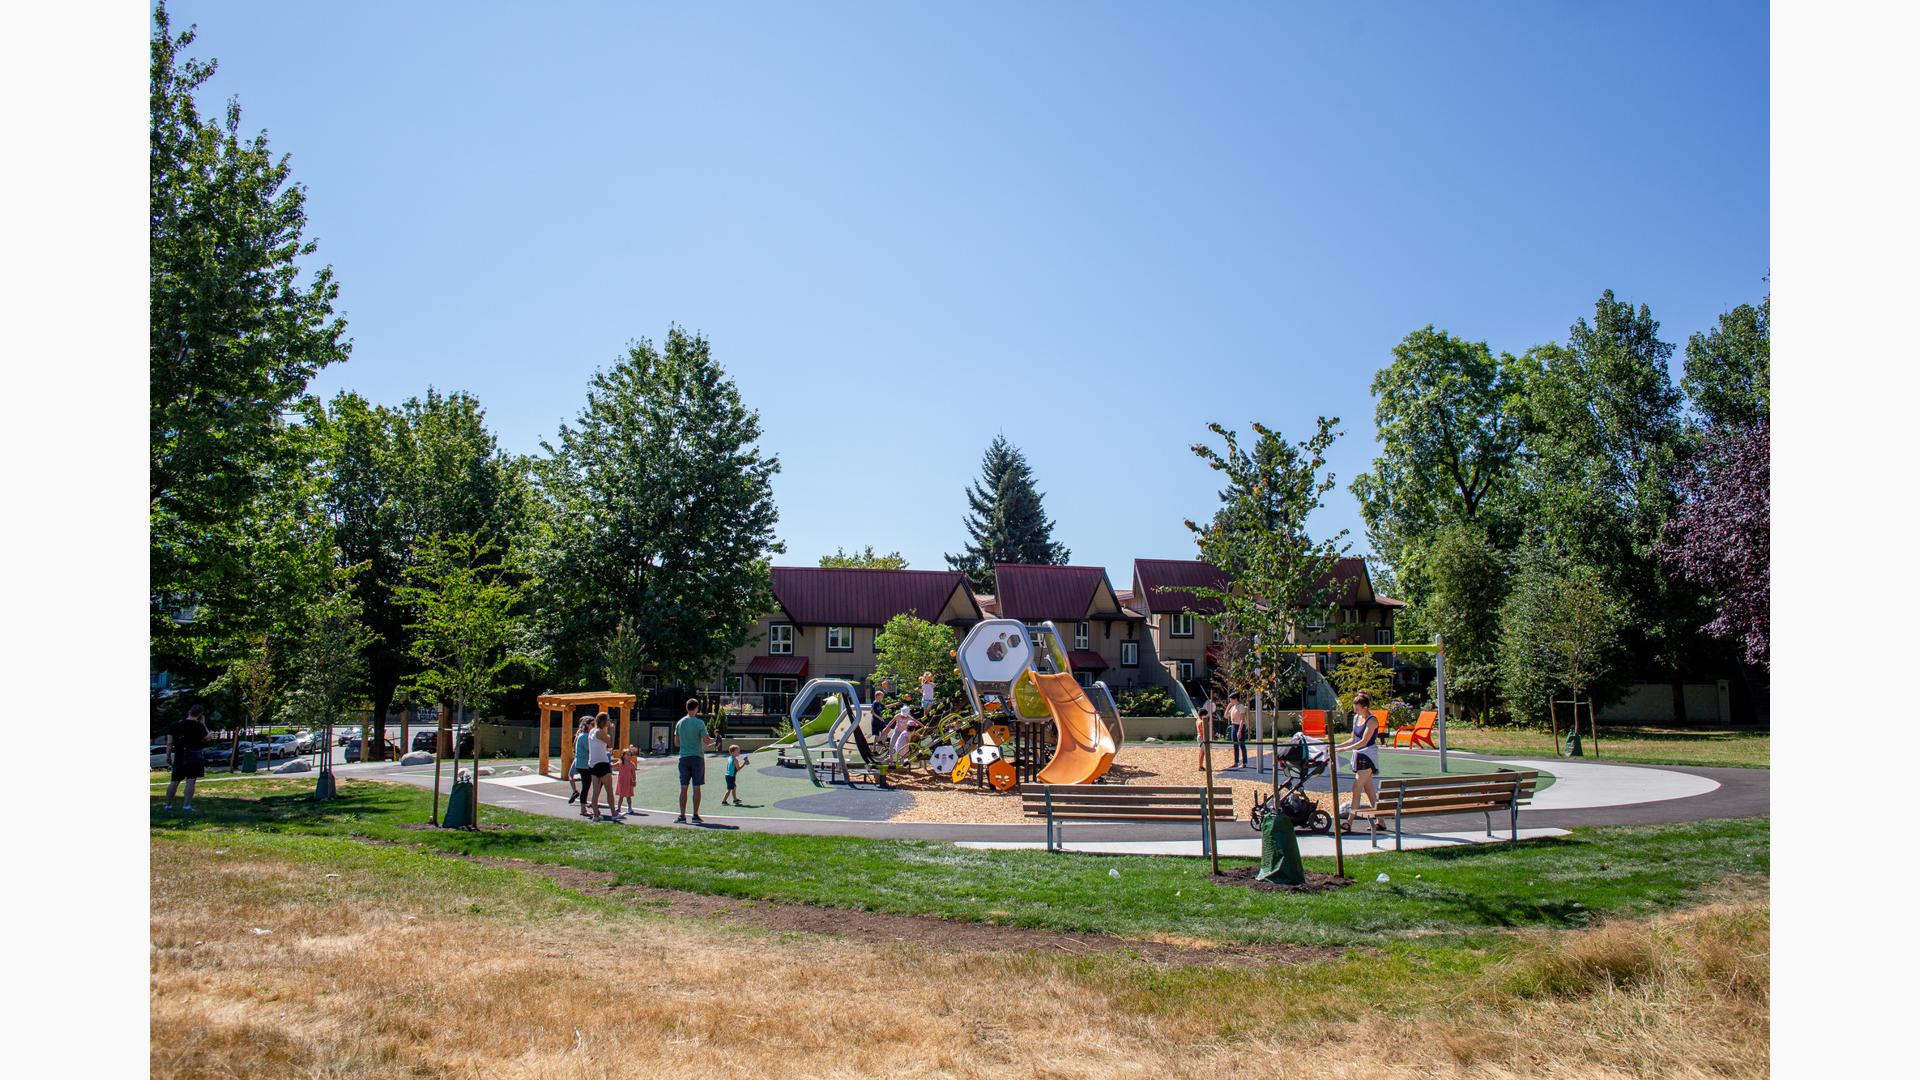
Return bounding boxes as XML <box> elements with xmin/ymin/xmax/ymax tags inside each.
<box><xmin>460</xmin><ymin>852</ymin><xmax>1339</xmax><ymax>968</ymax></box>
<box><xmin>1212</xmin><ymin>866</ymin><xmax>1354</xmax><ymax>893</ymax></box>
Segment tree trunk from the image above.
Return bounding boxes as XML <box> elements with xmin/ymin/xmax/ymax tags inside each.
<box><xmin>367</xmin><ymin>682</ymin><xmax>396</xmax><ymax>762</ymax></box>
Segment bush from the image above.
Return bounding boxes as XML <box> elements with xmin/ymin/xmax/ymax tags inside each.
<box><xmin>1116</xmin><ymin>686</ymin><xmax>1179</xmax><ymax>716</ymax></box>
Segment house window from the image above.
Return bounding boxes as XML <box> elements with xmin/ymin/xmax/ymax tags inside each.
<box><xmin>1074</xmin><ymin>622</ymin><xmax>1089</xmax><ymax>650</ymax></box>
<box><xmin>1169</xmin><ymin>613</ymin><xmax>1195</xmax><ymax>638</ymax></box>
<box><xmin>762</xmin><ymin>677</ymin><xmax>797</xmax><ymax>699</ymax></box>
<box><xmin>768</xmin><ymin>623</ymin><xmax>794</xmax><ymax>654</ymax></box>
<box><xmin>826</xmin><ymin>625</ymin><xmax>854</xmax><ymax>651</ymax></box>
<box><xmin>1076</xmin><ymin>671</ymin><xmax>1095</xmax><ymax>688</ymax></box>
<box><xmin>1177</xmin><ymin>660</ymin><xmax>1196</xmax><ymax>681</ymax></box>
<box><xmin>1375</xmin><ymin>628</ymin><xmax>1393</xmax><ymax>646</ymax></box>
<box><xmin>1304</xmin><ymin>608</ymin><xmax>1327</xmax><ymax>630</ymax></box>
<box><xmin>1343</xmin><ymin>607</ymin><xmax>1358</xmax><ymax>625</ymax></box>
<box><xmin>1120</xmin><ymin>641</ymin><xmax>1139</xmax><ymax>667</ymax></box>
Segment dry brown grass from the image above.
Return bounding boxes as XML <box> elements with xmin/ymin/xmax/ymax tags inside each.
<box><xmin>152</xmin><ymin>837</ymin><xmax>1766</xmax><ymax>1079</ymax></box>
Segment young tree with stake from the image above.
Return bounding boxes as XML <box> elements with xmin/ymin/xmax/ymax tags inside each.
<box><xmin>398</xmin><ymin>533</ymin><xmax>534</xmax><ymax>827</ymax></box>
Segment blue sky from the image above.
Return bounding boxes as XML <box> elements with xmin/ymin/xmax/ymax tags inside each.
<box><xmin>170</xmin><ymin>1</ymin><xmax>1768</xmax><ymax>580</ymax></box>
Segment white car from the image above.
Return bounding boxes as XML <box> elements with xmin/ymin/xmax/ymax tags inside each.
<box><xmin>293</xmin><ymin>731</ymin><xmax>316</xmax><ymax>754</ymax></box>
<box><xmin>150</xmin><ymin>740</ymin><xmax>170</xmax><ymax>769</ymax></box>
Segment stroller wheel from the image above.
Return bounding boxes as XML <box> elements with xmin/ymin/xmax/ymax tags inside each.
<box><xmin>1309</xmin><ymin>809</ymin><xmax>1333</xmax><ymax>834</ymax></box>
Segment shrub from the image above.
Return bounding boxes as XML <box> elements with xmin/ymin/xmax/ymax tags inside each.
<box><xmin>1116</xmin><ymin>686</ymin><xmax>1178</xmax><ymax>717</ymax></box>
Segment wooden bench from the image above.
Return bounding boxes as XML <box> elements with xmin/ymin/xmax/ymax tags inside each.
<box><xmin>1021</xmin><ymin>784</ymin><xmax>1236</xmax><ymax>854</ymax></box>
<box><xmin>1354</xmin><ymin>769</ymin><xmax>1539</xmax><ymax>850</ymax></box>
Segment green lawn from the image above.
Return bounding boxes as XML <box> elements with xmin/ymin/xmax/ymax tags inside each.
<box><xmin>1440</xmin><ymin>724</ymin><xmax>1770</xmax><ymax>769</ymax></box>
<box><xmin>151</xmin><ymin>778</ymin><xmax>1766</xmax><ymax>947</ymax></box>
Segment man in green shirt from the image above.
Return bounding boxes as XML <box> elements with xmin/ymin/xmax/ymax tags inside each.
<box><xmin>674</xmin><ymin>699</ymin><xmax>713</xmax><ymax>824</ymax></box>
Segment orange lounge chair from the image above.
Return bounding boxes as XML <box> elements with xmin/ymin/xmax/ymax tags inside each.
<box><xmin>1300</xmin><ymin>709</ymin><xmax>1328</xmax><ymax>740</ymax></box>
<box><xmin>1393</xmin><ymin>711</ymin><xmax>1438</xmax><ymax>749</ymax></box>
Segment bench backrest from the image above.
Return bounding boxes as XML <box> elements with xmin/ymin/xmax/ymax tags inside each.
<box><xmin>1021</xmin><ymin>784</ymin><xmax>1235</xmax><ymax>821</ymax></box>
<box><xmin>1374</xmin><ymin>769</ymin><xmax>1538</xmax><ymax>812</ymax></box>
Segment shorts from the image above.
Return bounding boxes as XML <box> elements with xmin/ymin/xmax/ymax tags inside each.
<box><xmin>725</xmin><ymin>773</ymin><xmax>737</xmax><ymax>791</ymax></box>
<box><xmin>1353</xmin><ymin>751</ymin><xmax>1379</xmax><ymax>774</ymax></box>
<box><xmin>590</xmin><ymin>761</ymin><xmax>611</xmax><ymax>778</ymax></box>
<box><xmin>170</xmin><ymin>750</ymin><xmax>205</xmax><ymax>781</ymax></box>
<box><xmin>678</xmin><ymin>755</ymin><xmax>706</xmax><ymax>787</ymax></box>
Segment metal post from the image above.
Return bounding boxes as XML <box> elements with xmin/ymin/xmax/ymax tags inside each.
<box><xmin>1253</xmin><ymin>689</ymin><xmax>1264</xmax><ymax>774</ymax></box>
<box><xmin>1327</xmin><ymin>734</ymin><xmax>1345</xmax><ymax>879</ymax></box>
<box><xmin>1201</xmin><ymin>719</ymin><xmax>1220</xmax><ymax>875</ymax></box>
<box><xmin>1433</xmin><ymin>635</ymin><xmax>1448</xmax><ymax>773</ymax></box>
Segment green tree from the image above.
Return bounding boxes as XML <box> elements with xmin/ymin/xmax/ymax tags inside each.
<box><xmin>871</xmin><ymin>615</ymin><xmax>961</xmax><ymax>705</ymax></box>
<box><xmin>397</xmin><ymin>533</ymin><xmax>535</xmax><ymax>825</ymax></box>
<box><xmin>820</xmin><ymin>546</ymin><xmax>909</xmax><ymax>569</ymax></box>
<box><xmin>1328</xmin><ymin>651</ymin><xmax>1392</xmax><ymax>717</ymax></box>
<box><xmin>1420</xmin><ymin>522</ymin><xmax>1509</xmax><ymax>721</ymax></box>
<box><xmin>317</xmin><ymin>389</ymin><xmax>531</xmax><ymax>756</ymax></box>
<box><xmin>281</xmin><ymin>578</ymin><xmax>376</xmax><ymax>747</ymax></box>
<box><xmin>1182</xmin><ymin>419</ymin><xmax>1349</xmax><ymax>703</ymax></box>
<box><xmin>1351</xmin><ymin>326</ymin><xmax>1524</xmax><ymax>601</ymax></box>
<box><xmin>945</xmin><ymin>435</ymin><xmax>1069</xmax><ymax>592</ymax></box>
<box><xmin>534</xmin><ymin>328</ymin><xmax>783</xmax><ymax>687</ymax></box>
<box><xmin>205</xmin><ymin>634</ymin><xmax>277</xmax><ymax>770</ymax></box>
<box><xmin>1683</xmin><ymin>295</ymin><xmax>1769</xmax><ymax>429</ymax></box>
<box><xmin>599</xmin><ymin>618</ymin><xmax>649</xmax><ymax>694</ymax></box>
<box><xmin>1513</xmin><ymin>291</ymin><xmax>1703</xmax><ymax>718</ymax></box>
<box><xmin>1497</xmin><ymin>550</ymin><xmax>1627</xmax><ymax>724</ymax></box>
<box><xmin>151</xmin><ymin>3</ymin><xmax>349</xmax><ymax>676</ymax></box>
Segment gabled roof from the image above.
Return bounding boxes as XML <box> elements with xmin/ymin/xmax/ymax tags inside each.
<box><xmin>1134</xmin><ymin>556</ymin><xmax>1403</xmax><ymax>614</ymax></box>
<box><xmin>1132</xmin><ymin>559</ymin><xmax>1229</xmax><ymax>616</ymax></box>
<box><xmin>992</xmin><ymin>564</ymin><xmax>1121</xmax><ymax>622</ymax></box>
<box><xmin>768</xmin><ymin>567</ymin><xmax>982</xmax><ymax>627</ymax></box>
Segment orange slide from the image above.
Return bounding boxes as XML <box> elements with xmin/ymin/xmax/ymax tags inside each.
<box><xmin>1028</xmin><ymin>671</ymin><xmax>1118</xmax><ymax>785</ymax></box>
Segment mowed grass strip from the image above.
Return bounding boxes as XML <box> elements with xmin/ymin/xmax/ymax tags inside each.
<box><xmin>151</xmin><ymin>832</ymin><xmax>1768</xmax><ymax>1079</ymax></box>
<box><xmin>1440</xmin><ymin>724</ymin><xmax>1769</xmax><ymax>769</ymax></box>
<box><xmin>151</xmin><ymin>780</ymin><xmax>1767</xmax><ymax>947</ymax></box>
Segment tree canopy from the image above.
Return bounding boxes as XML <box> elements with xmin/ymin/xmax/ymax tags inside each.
<box><xmin>533</xmin><ymin>328</ymin><xmax>782</xmax><ymax>688</ymax></box>
<box><xmin>1683</xmin><ymin>296</ymin><xmax>1770</xmax><ymax>430</ymax></box>
<box><xmin>820</xmin><ymin>546</ymin><xmax>909</xmax><ymax>569</ymax></box>
<box><xmin>1661</xmin><ymin>422</ymin><xmax>1770</xmax><ymax>667</ymax></box>
<box><xmin>150</xmin><ymin>2</ymin><xmax>348</xmax><ymax>678</ymax></box>
<box><xmin>945</xmin><ymin>435</ymin><xmax>1069</xmax><ymax>592</ymax></box>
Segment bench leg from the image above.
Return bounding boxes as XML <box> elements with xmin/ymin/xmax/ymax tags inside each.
<box><xmin>1510</xmin><ymin>801</ymin><xmax>1519</xmax><ymax>847</ymax></box>
<box><xmin>1485</xmin><ymin>808</ymin><xmax>1493</xmax><ymax>838</ymax></box>
<box><xmin>1394</xmin><ymin>806</ymin><xmax>1403</xmax><ymax>852</ymax></box>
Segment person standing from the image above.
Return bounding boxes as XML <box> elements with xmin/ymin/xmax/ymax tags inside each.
<box><xmin>1226</xmin><ymin>694</ymin><xmax>1251</xmax><ymax>769</ymax></box>
<box><xmin>674</xmin><ymin>699</ymin><xmax>713</xmax><ymax>824</ymax></box>
<box><xmin>162</xmin><ymin>704</ymin><xmax>210</xmax><ymax>811</ymax></box>
<box><xmin>1195</xmin><ymin>698</ymin><xmax>1214</xmax><ymax>771</ymax></box>
<box><xmin>570</xmin><ymin>718</ymin><xmax>594</xmax><ymax>817</ymax></box>
<box><xmin>919</xmin><ymin>671</ymin><xmax>937</xmax><ymax>715</ymax></box>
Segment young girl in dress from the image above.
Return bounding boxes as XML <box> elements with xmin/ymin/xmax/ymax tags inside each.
<box><xmin>885</xmin><ymin>706</ymin><xmax>921</xmax><ymax>764</ymax></box>
<box><xmin>614</xmin><ymin>746</ymin><xmax>639</xmax><ymax>816</ymax></box>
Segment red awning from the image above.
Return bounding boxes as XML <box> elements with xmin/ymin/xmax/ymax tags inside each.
<box><xmin>745</xmin><ymin>655</ymin><xmax>809</xmax><ymax>678</ymax></box>
<box><xmin>1067</xmin><ymin>650</ymin><xmax>1108</xmax><ymax>672</ymax></box>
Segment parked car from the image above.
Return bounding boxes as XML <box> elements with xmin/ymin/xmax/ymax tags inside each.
<box><xmin>412</xmin><ymin>730</ymin><xmax>437</xmax><ymax>752</ymax></box>
<box><xmin>344</xmin><ymin>737</ymin><xmax>399</xmax><ymax>763</ymax></box>
<box><xmin>150</xmin><ymin>740</ymin><xmax>170</xmax><ymax>769</ymax></box>
<box><xmin>293</xmin><ymin>731</ymin><xmax>315</xmax><ymax>754</ymax></box>
<box><xmin>409</xmin><ymin>729</ymin><xmax>475</xmax><ymax>755</ymax></box>
<box><xmin>263</xmin><ymin>734</ymin><xmax>298</xmax><ymax>759</ymax></box>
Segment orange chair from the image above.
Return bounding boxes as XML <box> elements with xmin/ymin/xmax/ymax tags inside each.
<box><xmin>1394</xmin><ymin>711</ymin><xmax>1438</xmax><ymax>749</ymax></box>
<box><xmin>1300</xmin><ymin>709</ymin><xmax>1328</xmax><ymax>740</ymax></box>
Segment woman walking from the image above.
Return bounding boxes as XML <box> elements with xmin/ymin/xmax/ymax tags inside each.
<box><xmin>1332</xmin><ymin>692</ymin><xmax>1384</xmax><ymax>829</ymax></box>
<box><xmin>571</xmin><ymin>717</ymin><xmax>594</xmax><ymax>817</ymax></box>
<box><xmin>586</xmin><ymin>715</ymin><xmax>617</xmax><ymax>820</ymax></box>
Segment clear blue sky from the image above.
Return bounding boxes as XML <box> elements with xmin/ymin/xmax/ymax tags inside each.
<box><xmin>170</xmin><ymin>1</ymin><xmax>1768</xmax><ymax>580</ymax></box>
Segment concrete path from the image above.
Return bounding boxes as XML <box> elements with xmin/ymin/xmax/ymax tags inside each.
<box><xmin>352</xmin><ymin>750</ymin><xmax>1765</xmax><ymax>851</ymax></box>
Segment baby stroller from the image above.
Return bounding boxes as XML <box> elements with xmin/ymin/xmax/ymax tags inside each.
<box><xmin>1249</xmin><ymin>733</ymin><xmax>1334</xmax><ymax>835</ymax></box>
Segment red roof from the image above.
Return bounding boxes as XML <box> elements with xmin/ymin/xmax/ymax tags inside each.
<box><xmin>769</xmin><ymin>567</ymin><xmax>981</xmax><ymax>627</ymax></box>
<box><xmin>1310</xmin><ymin>558</ymin><xmax>1396</xmax><ymax>607</ymax></box>
<box><xmin>993</xmin><ymin>564</ymin><xmax>1115</xmax><ymax>621</ymax></box>
<box><xmin>1132</xmin><ymin>559</ymin><xmax>1229</xmax><ymax>616</ymax></box>
<box><xmin>745</xmin><ymin>655</ymin><xmax>809</xmax><ymax>677</ymax></box>
<box><xmin>1067</xmin><ymin>649</ymin><xmax>1108</xmax><ymax>672</ymax></box>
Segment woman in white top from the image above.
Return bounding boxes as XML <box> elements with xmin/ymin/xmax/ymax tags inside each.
<box><xmin>587</xmin><ymin>716</ymin><xmax>617</xmax><ymax>821</ymax></box>
<box><xmin>1331</xmin><ymin>692</ymin><xmax>1384</xmax><ymax>829</ymax></box>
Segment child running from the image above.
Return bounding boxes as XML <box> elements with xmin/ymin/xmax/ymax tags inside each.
<box><xmin>720</xmin><ymin>744</ymin><xmax>747</xmax><ymax>805</ymax></box>
<box><xmin>614</xmin><ymin>746</ymin><xmax>639</xmax><ymax>816</ymax></box>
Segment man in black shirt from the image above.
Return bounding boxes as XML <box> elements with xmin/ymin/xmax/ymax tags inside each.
<box><xmin>163</xmin><ymin>703</ymin><xmax>210</xmax><ymax>811</ymax></box>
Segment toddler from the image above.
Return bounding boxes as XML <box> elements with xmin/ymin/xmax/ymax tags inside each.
<box><xmin>614</xmin><ymin>746</ymin><xmax>638</xmax><ymax>816</ymax></box>
<box><xmin>720</xmin><ymin>744</ymin><xmax>747</xmax><ymax>805</ymax></box>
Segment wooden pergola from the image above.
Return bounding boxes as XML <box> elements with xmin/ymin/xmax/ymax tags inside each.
<box><xmin>537</xmin><ymin>691</ymin><xmax>638</xmax><ymax>777</ymax></box>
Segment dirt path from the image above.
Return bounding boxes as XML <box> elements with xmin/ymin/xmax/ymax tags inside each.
<box><xmin>459</xmin><ymin>851</ymin><xmax>1338</xmax><ymax>967</ymax></box>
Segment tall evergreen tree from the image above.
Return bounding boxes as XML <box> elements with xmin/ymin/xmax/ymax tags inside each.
<box><xmin>534</xmin><ymin>328</ymin><xmax>783</xmax><ymax>687</ymax></box>
<box><xmin>151</xmin><ymin>2</ymin><xmax>349</xmax><ymax>678</ymax></box>
<box><xmin>944</xmin><ymin>435</ymin><xmax>1069</xmax><ymax>592</ymax></box>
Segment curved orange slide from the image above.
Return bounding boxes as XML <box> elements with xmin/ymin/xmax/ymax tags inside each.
<box><xmin>1028</xmin><ymin>671</ymin><xmax>1118</xmax><ymax>785</ymax></box>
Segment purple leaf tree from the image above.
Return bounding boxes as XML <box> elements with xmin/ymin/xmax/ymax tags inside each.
<box><xmin>1659</xmin><ymin>422</ymin><xmax>1770</xmax><ymax>667</ymax></box>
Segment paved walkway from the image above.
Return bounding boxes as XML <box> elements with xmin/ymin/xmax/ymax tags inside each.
<box><xmin>354</xmin><ymin>751</ymin><xmax>1766</xmax><ymax>848</ymax></box>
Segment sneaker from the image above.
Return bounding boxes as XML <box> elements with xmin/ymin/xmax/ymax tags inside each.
<box><xmin>181</xmin><ymin>805</ymin><xmax>195</xmax><ymax>812</ymax></box>
<box><xmin>674</xmin><ymin>815</ymin><xmax>687</xmax><ymax>824</ymax></box>
<box><xmin>690</xmin><ymin>815</ymin><xmax>704</xmax><ymax>825</ymax></box>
